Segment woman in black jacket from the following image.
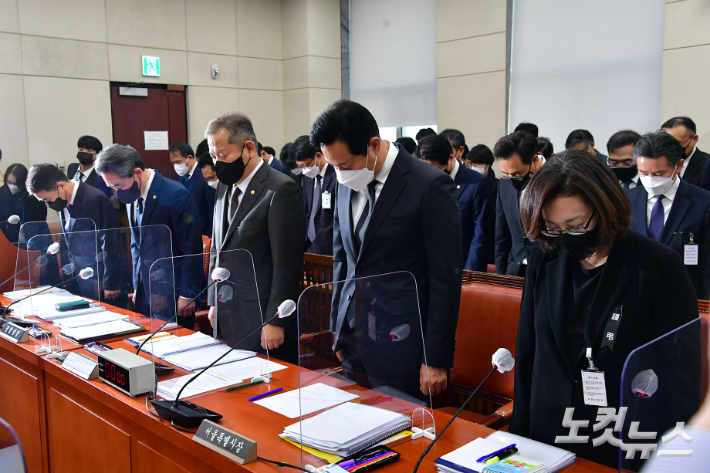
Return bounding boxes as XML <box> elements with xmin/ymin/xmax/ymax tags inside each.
<box><xmin>510</xmin><ymin>150</ymin><xmax>698</xmax><ymax>467</ymax></box>
<box><xmin>0</xmin><ymin>163</ymin><xmax>48</xmax><ymax>244</ymax></box>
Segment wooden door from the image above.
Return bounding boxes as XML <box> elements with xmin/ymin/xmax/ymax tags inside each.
<box><xmin>110</xmin><ymin>84</ymin><xmax>187</xmax><ymax>180</ymax></box>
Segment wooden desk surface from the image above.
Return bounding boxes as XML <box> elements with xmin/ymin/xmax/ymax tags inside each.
<box><xmin>0</xmin><ymin>295</ymin><xmax>615</xmax><ymax>473</ymax></box>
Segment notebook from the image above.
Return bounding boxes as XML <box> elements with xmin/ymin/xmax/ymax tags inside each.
<box><xmin>486</xmin><ymin>432</ymin><xmax>576</xmax><ymax>473</ymax></box>
<box><xmin>139</xmin><ymin>331</ymin><xmax>219</xmax><ymax>357</ymax></box>
<box><xmin>161</xmin><ymin>344</ymin><xmax>256</xmax><ymax>371</ymax></box>
<box><xmin>59</xmin><ymin>320</ymin><xmax>145</xmax><ymax>343</ymax></box>
<box><xmin>281</xmin><ymin>402</ymin><xmax>411</xmax><ymax>457</ymax></box>
<box><xmin>435</xmin><ymin>438</ymin><xmax>508</xmax><ymax>473</ymax></box>
<box><xmin>35</xmin><ymin>304</ymin><xmax>106</xmax><ymax>322</ymax></box>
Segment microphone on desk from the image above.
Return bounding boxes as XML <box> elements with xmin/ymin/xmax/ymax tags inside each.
<box><xmin>151</xmin><ymin>299</ymin><xmax>297</xmax><ymax>429</ymax></box>
<box><xmin>6</xmin><ymin>215</ymin><xmax>20</xmax><ymax>225</ymax></box>
<box><xmin>1</xmin><ymin>266</ymin><xmax>95</xmax><ymax>327</ymax></box>
<box><xmin>0</xmin><ymin>242</ymin><xmax>61</xmax><ymax>292</ymax></box>
<box><xmin>135</xmin><ymin>267</ymin><xmax>231</xmax><ymax>355</ymax></box>
<box><xmin>411</xmin><ymin>348</ymin><xmax>516</xmax><ymax>473</ymax></box>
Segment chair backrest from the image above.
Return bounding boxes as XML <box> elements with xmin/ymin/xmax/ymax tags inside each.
<box><xmin>451</xmin><ymin>272</ymin><xmax>523</xmax><ymax>403</ymax></box>
<box><xmin>201</xmin><ymin>236</ymin><xmax>211</xmax><ymax>275</ymax></box>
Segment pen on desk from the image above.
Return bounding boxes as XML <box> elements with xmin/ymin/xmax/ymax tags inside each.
<box><xmin>476</xmin><ymin>443</ymin><xmax>516</xmax><ymax>463</ymax></box>
<box><xmin>248</xmin><ymin>387</ymin><xmax>282</xmax><ymax>402</ymax></box>
<box><xmin>225</xmin><ymin>379</ymin><xmax>264</xmax><ymax>392</ymax></box>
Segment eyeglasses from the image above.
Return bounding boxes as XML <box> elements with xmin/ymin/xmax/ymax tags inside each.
<box><xmin>607</xmin><ymin>157</ymin><xmax>635</xmax><ymax>168</ymax></box>
<box><xmin>501</xmin><ymin>164</ymin><xmax>531</xmax><ymax>180</ymax></box>
<box><xmin>542</xmin><ymin>210</ymin><xmax>596</xmax><ymax>237</ymax></box>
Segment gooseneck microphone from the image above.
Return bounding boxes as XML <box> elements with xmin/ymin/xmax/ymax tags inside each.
<box><xmin>135</xmin><ymin>267</ymin><xmax>231</xmax><ymax>355</ymax></box>
<box><xmin>151</xmin><ymin>299</ymin><xmax>296</xmax><ymax>428</ymax></box>
<box><xmin>411</xmin><ymin>348</ymin><xmax>516</xmax><ymax>473</ymax></box>
<box><xmin>0</xmin><ymin>242</ymin><xmax>61</xmax><ymax>292</ymax></box>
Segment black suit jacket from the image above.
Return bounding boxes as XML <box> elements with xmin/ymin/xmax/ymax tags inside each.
<box><xmin>495</xmin><ymin>178</ymin><xmax>528</xmax><ymax>275</ymax></box>
<box><xmin>66</xmin><ymin>163</ymin><xmax>112</xmax><ymax>198</ymax></box>
<box><xmin>303</xmin><ymin>165</ymin><xmax>337</xmax><ymax>255</ymax></box>
<box><xmin>511</xmin><ymin>230</ymin><xmax>698</xmax><ymax>467</ymax></box>
<box><xmin>269</xmin><ymin>158</ymin><xmax>292</xmax><ymax>176</ymax></box>
<box><xmin>184</xmin><ymin>169</ymin><xmax>216</xmax><ymax>237</ymax></box>
<box><xmin>628</xmin><ymin>179</ymin><xmax>710</xmax><ymax>299</ymax></box>
<box><xmin>332</xmin><ymin>144</ymin><xmax>462</xmax><ymax>369</ymax></box>
<box><xmin>485</xmin><ymin>168</ymin><xmax>499</xmax><ymax>198</ymax></box>
<box><xmin>692</xmin><ymin>149</ymin><xmax>710</xmax><ymax>190</ymax></box>
<box><xmin>209</xmin><ymin>163</ymin><xmax>305</xmax><ymax>350</ymax></box>
<box><xmin>454</xmin><ymin>165</ymin><xmax>493</xmax><ymax>271</ymax></box>
<box><xmin>0</xmin><ymin>186</ymin><xmax>48</xmax><ymax>244</ymax></box>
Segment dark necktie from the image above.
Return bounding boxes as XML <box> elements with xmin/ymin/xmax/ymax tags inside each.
<box><xmin>648</xmin><ymin>195</ymin><xmax>665</xmax><ymax>241</ymax></box>
<box><xmin>135</xmin><ymin>197</ymin><xmax>144</xmax><ymax>226</ymax></box>
<box><xmin>623</xmin><ymin>180</ymin><xmax>631</xmax><ymax>191</ymax></box>
<box><xmin>353</xmin><ymin>181</ymin><xmax>377</xmax><ymax>254</ymax></box>
<box><xmin>308</xmin><ymin>175</ymin><xmax>322</xmax><ymax>242</ymax></box>
<box><xmin>229</xmin><ymin>187</ymin><xmax>242</xmax><ymax>225</ymax></box>
<box><xmin>75</xmin><ymin>172</ymin><xmax>83</xmax><ymax>182</ymax></box>
<box><xmin>178</xmin><ymin>175</ymin><xmax>189</xmax><ymax>187</ymax></box>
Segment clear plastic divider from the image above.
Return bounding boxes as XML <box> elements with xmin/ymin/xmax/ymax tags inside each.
<box><xmin>0</xmin><ymin>416</ymin><xmax>27</xmax><ymax>473</ymax></box>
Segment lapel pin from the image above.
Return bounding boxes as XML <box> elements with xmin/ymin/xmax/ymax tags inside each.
<box><xmin>153</xmin><ymin>195</ymin><xmax>156</xmax><ymax>199</ymax></box>
<box><xmin>457</xmin><ymin>185</ymin><xmax>461</xmax><ymax>189</ymax></box>
<box><xmin>250</xmin><ymin>190</ymin><xmax>255</xmax><ymax>195</ymax></box>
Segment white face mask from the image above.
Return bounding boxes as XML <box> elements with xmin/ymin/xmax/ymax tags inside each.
<box><xmin>335</xmin><ymin>150</ymin><xmax>377</xmax><ymax>192</ymax></box>
<box><xmin>640</xmin><ymin>174</ymin><xmax>676</xmax><ymax>196</ymax></box>
<box><xmin>206</xmin><ymin>179</ymin><xmax>219</xmax><ymax>189</ymax></box>
<box><xmin>302</xmin><ymin>157</ymin><xmax>321</xmax><ymax>178</ymax></box>
<box><xmin>470</xmin><ymin>165</ymin><xmax>487</xmax><ymax>175</ymax></box>
<box><xmin>291</xmin><ymin>167</ymin><xmax>303</xmax><ymax>176</ymax></box>
<box><xmin>173</xmin><ymin>161</ymin><xmax>190</xmax><ymax>176</ymax></box>
<box><xmin>7</xmin><ymin>183</ymin><xmax>20</xmax><ymax>195</ymax></box>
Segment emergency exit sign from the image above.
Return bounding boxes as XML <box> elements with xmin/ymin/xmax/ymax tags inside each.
<box><xmin>142</xmin><ymin>56</ymin><xmax>160</xmax><ymax>76</ymax></box>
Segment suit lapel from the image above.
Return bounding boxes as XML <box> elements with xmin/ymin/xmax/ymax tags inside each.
<box><xmin>546</xmin><ymin>252</ymin><xmax>574</xmax><ymax>372</ymax></box>
<box><xmin>661</xmin><ymin>180</ymin><xmax>691</xmax><ymax>245</ymax></box>
<box><xmin>186</xmin><ymin>169</ymin><xmax>199</xmax><ymax>192</ymax></box>
<box><xmin>214</xmin><ymin>182</ymin><xmax>228</xmax><ymax>249</ymax></box>
<box><xmin>222</xmin><ymin>164</ymin><xmax>268</xmax><ymax>248</ymax></box>
<box><xmin>67</xmin><ymin>183</ymin><xmax>85</xmax><ymax>233</ymax></box>
<box><xmin>339</xmin><ymin>184</ymin><xmax>357</xmax><ymax>259</ymax></box>
<box><xmin>140</xmin><ymin>171</ymin><xmax>162</xmax><ymax>226</ymax></box>
<box><xmin>631</xmin><ymin>188</ymin><xmax>649</xmax><ymax>237</ymax></box>
<box><xmin>683</xmin><ymin>152</ymin><xmax>703</xmax><ymax>184</ymax></box>
<box><xmin>454</xmin><ymin>170</ymin><xmax>467</xmax><ymax>200</ymax></box>
<box><xmin>86</xmin><ymin>169</ymin><xmax>97</xmax><ymax>186</ymax></box>
<box><xmin>358</xmin><ymin>149</ymin><xmax>409</xmax><ymax>259</ymax></box>
<box><xmin>304</xmin><ymin>176</ymin><xmax>314</xmax><ymax>212</ymax></box>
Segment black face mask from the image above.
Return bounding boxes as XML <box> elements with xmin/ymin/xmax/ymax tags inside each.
<box><xmin>510</xmin><ymin>173</ymin><xmax>532</xmax><ymax>192</ymax></box>
<box><xmin>47</xmin><ymin>186</ymin><xmax>68</xmax><ymax>211</ymax></box>
<box><xmin>612</xmin><ymin>165</ymin><xmax>638</xmax><ymax>183</ymax></box>
<box><xmin>77</xmin><ymin>151</ymin><xmax>94</xmax><ymax>166</ymax></box>
<box><xmin>215</xmin><ymin>144</ymin><xmax>250</xmax><ymax>185</ymax></box>
<box><xmin>117</xmin><ymin>176</ymin><xmax>141</xmax><ymax>204</ymax></box>
<box><xmin>556</xmin><ymin>225</ymin><xmax>601</xmax><ymax>261</ymax></box>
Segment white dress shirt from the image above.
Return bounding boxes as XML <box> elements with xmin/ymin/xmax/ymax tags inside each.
<box><xmin>62</xmin><ymin>181</ymin><xmax>80</xmax><ymax>229</ymax></box>
<box><xmin>351</xmin><ymin>141</ymin><xmax>398</xmax><ymax>224</ymax></box>
<box><xmin>680</xmin><ymin>146</ymin><xmax>697</xmax><ymax>178</ymax></box>
<box><xmin>227</xmin><ymin>159</ymin><xmax>264</xmax><ymax>221</ymax></box>
<box><xmin>646</xmin><ymin>176</ymin><xmax>680</xmax><ymax>226</ymax></box>
<box><xmin>313</xmin><ymin>163</ymin><xmax>329</xmax><ymax>193</ymax></box>
<box><xmin>620</xmin><ymin>174</ymin><xmax>640</xmax><ymax>190</ymax></box>
<box><xmin>73</xmin><ymin>165</ymin><xmax>94</xmax><ymax>182</ymax></box>
<box><xmin>266</xmin><ymin>155</ymin><xmax>274</xmax><ymax>166</ymax></box>
<box><xmin>448</xmin><ymin>159</ymin><xmax>460</xmax><ymax>181</ymax></box>
<box><xmin>133</xmin><ymin>169</ymin><xmax>156</xmax><ymax>224</ymax></box>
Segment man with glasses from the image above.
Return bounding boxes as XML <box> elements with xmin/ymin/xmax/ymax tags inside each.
<box><xmin>493</xmin><ymin>131</ymin><xmax>543</xmax><ymax>276</ymax></box>
<box><xmin>662</xmin><ymin>117</ymin><xmax>709</xmax><ymax>189</ymax></box>
<box><xmin>293</xmin><ymin>134</ymin><xmax>337</xmax><ymax>255</ymax></box>
<box><xmin>606</xmin><ymin>130</ymin><xmax>641</xmax><ymax>192</ymax></box>
<box><xmin>628</xmin><ymin>131</ymin><xmax>710</xmax><ymax>299</ymax></box>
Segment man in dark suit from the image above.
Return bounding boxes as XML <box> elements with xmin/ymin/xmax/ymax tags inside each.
<box><xmin>607</xmin><ymin>130</ymin><xmax>641</xmax><ymax>192</ymax></box>
<box><xmin>417</xmin><ymin>135</ymin><xmax>493</xmax><ymax>272</ymax></box>
<box><xmin>661</xmin><ymin>116</ymin><xmax>710</xmax><ymax>189</ymax></box>
<box><xmin>566</xmin><ymin>129</ymin><xmax>608</xmax><ymax>166</ymax></box>
<box><xmin>279</xmin><ymin>142</ymin><xmax>304</xmax><ymax>189</ymax></box>
<box><xmin>439</xmin><ymin>128</ymin><xmax>467</xmax><ymax>162</ymax></box>
<box><xmin>96</xmin><ymin>144</ymin><xmax>205</xmax><ymax>328</ymax></box>
<box><xmin>292</xmin><ymin>135</ymin><xmax>337</xmax><ymax>256</ymax></box>
<box><xmin>258</xmin><ymin>142</ymin><xmax>291</xmax><ymax>176</ymax></box>
<box><xmin>168</xmin><ymin>142</ymin><xmax>215</xmax><ymax>237</ymax></box>
<box><xmin>494</xmin><ymin>131</ymin><xmax>543</xmax><ymax>276</ymax></box>
<box><xmin>205</xmin><ymin>113</ymin><xmax>305</xmax><ymax>363</ymax></box>
<box><xmin>465</xmin><ymin>144</ymin><xmax>499</xmax><ymax>199</ymax></box>
<box><xmin>628</xmin><ymin>131</ymin><xmax>710</xmax><ymax>299</ymax></box>
<box><xmin>67</xmin><ymin>135</ymin><xmax>112</xmax><ymax>198</ymax></box>
<box><xmin>27</xmin><ymin>164</ymin><xmax>129</xmax><ymax>305</ymax></box>
<box><xmin>311</xmin><ymin>100</ymin><xmax>462</xmax><ymax>398</ymax></box>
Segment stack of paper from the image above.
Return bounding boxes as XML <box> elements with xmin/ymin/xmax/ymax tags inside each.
<box><xmin>60</xmin><ymin>320</ymin><xmax>144</xmax><ymax>343</ymax></box>
<box><xmin>281</xmin><ymin>402</ymin><xmax>411</xmax><ymax>457</ymax></box>
<box><xmin>162</xmin><ymin>344</ymin><xmax>256</xmax><ymax>371</ymax></box>
<box><xmin>486</xmin><ymin>432</ymin><xmax>576</xmax><ymax>473</ymax></box>
<box><xmin>139</xmin><ymin>331</ymin><xmax>218</xmax><ymax>357</ymax></box>
<box><xmin>54</xmin><ymin>312</ymin><xmax>128</xmax><ymax>328</ymax></box>
<box><xmin>156</xmin><ymin>358</ymin><xmax>288</xmax><ymax>400</ymax></box>
<box><xmin>255</xmin><ymin>383</ymin><xmax>359</xmax><ymax>418</ymax></box>
<box><xmin>3</xmin><ymin>286</ymin><xmax>65</xmax><ymax>301</ymax></box>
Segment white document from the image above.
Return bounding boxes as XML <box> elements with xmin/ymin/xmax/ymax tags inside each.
<box><xmin>144</xmin><ymin>131</ymin><xmax>169</xmax><ymax>150</ymax></box>
<box><xmin>54</xmin><ymin>312</ymin><xmax>128</xmax><ymax>328</ymax></box>
<box><xmin>61</xmin><ymin>320</ymin><xmax>140</xmax><ymax>341</ymax></box>
<box><xmin>3</xmin><ymin>286</ymin><xmax>65</xmax><ymax>301</ymax></box>
<box><xmin>486</xmin><ymin>431</ymin><xmax>576</xmax><ymax>473</ymax></box>
<box><xmin>162</xmin><ymin>344</ymin><xmax>256</xmax><ymax>371</ymax></box>
<box><xmin>141</xmin><ymin>331</ymin><xmax>219</xmax><ymax>357</ymax></box>
<box><xmin>436</xmin><ymin>437</ymin><xmax>504</xmax><ymax>473</ymax></box>
<box><xmin>255</xmin><ymin>383</ymin><xmax>359</xmax><ymax>419</ymax></box>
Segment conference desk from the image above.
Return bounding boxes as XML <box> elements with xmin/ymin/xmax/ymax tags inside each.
<box><xmin>0</xmin><ymin>297</ymin><xmax>614</xmax><ymax>473</ymax></box>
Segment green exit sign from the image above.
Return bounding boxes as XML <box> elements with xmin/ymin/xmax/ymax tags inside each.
<box><xmin>142</xmin><ymin>56</ymin><xmax>160</xmax><ymax>77</ymax></box>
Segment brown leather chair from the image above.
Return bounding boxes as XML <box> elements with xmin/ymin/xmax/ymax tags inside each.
<box><xmin>438</xmin><ymin>271</ymin><xmax>523</xmax><ymax>429</ymax></box>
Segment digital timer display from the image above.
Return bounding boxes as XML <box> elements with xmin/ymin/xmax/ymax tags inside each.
<box><xmin>99</xmin><ymin>358</ymin><xmax>131</xmax><ymax>393</ymax></box>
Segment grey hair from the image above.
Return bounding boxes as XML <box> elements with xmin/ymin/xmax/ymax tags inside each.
<box><xmin>204</xmin><ymin>112</ymin><xmax>257</xmax><ymax>148</ymax></box>
<box><xmin>95</xmin><ymin>144</ymin><xmax>145</xmax><ymax>178</ymax></box>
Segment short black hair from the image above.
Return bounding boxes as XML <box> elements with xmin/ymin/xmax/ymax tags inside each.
<box><xmin>394</xmin><ymin>137</ymin><xmax>416</xmax><ymax>154</ymax></box>
<box><xmin>439</xmin><ymin>129</ymin><xmax>466</xmax><ymax>151</ymax></box>
<box><xmin>415</xmin><ymin>135</ymin><xmax>452</xmax><ymax>166</ymax></box>
<box><xmin>26</xmin><ymin>164</ymin><xmax>69</xmax><ymax>194</ymax></box>
<box><xmin>466</xmin><ymin>144</ymin><xmax>494</xmax><ymax>166</ymax></box>
<box><xmin>264</xmin><ymin>146</ymin><xmax>275</xmax><ymax>156</ymax></box>
<box><xmin>196</xmin><ymin>152</ymin><xmax>214</xmax><ymax>170</ymax></box>
<box><xmin>514</xmin><ymin>122</ymin><xmax>539</xmax><ymax>138</ymax></box>
<box><xmin>0</xmin><ymin>148</ymin><xmax>3</xmax><ymax>162</ymax></box>
<box><xmin>310</xmin><ymin>100</ymin><xmax>380</xmax><ymax>156</ymax></box>
<box><xmin>565</xmin><ymin>129</ymin><xmax>595</xmax><ymax>149</ymax></box>
<box><xmin>257</xmin><ymin>142</ymin><xmax>264</xmax><ymax>154</ymax></box>
<box><xmin>292</xmin><ymin>135</ymin><xmax>319</xmax><ymax>162</ymax></box>
<box><xmin>168</xmin><ymin>142</ymin><xmax>194</xmax><ymax>159</ymax></box>
<box><xmin>634</xmin><ymin>131</ymin><xmax>684</xmax><ymax>168</ymax></box>
<box><xmin>5</xmin><ymin>163</ymin><xmax>28</xmax><ymax>189</ymax></box>
<box><xmin>77</xmin><ymin>135</ymin><xmax>103</xmax><ymax>153</ymax></box>
<box><xmin>606</xmin><ymin>130</ymin><xmax>641</xmax><ymax>154</ymax></box>
<box><xmin>494</xmin><ymin>131</ymin><xmax>538</xmax><ymax>165</ymax></box>
<box><xmin>416</xmin><ymin>128</ymin><xmax>436</xmax><ymax>142</ymax></box>
<box><xmin>195</xmin><ymin>139</ymin><xmax>208</xmax><ymax>157</ymax></box>
<box><xmin>536</xmin><ymin>137</ymin><xmax>554</xmax><ymax>159</ymax></box>
<box><xmin>280</xmin><ymin>143</ymin><xmax>295</xmax><ymax>169</ymax></box>
<box><xmin>661</xmin><ymin>116</ymin><xmax>697</xmax><ymax>135</ymax></box>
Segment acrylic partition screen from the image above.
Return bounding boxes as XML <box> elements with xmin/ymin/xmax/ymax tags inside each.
<box><xmin>508</xmin><ymin>0</ymin><xmax>665</xmax><ymax>153</ymax></box>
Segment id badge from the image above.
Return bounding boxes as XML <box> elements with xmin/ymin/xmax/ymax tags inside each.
<box><xmin>581</xmin><ymin>370</ymin><xmax>608</xmax><ymax>406</ymax></box>
<box><xmin>685</xmin><ymin>243</ymin><xmax>699</xmax><ymax>266</ymax></box>
<box><xmin>322</xmin><ymin>191</ymin><xmax>332</xmax><ymax>209</ymax></box>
